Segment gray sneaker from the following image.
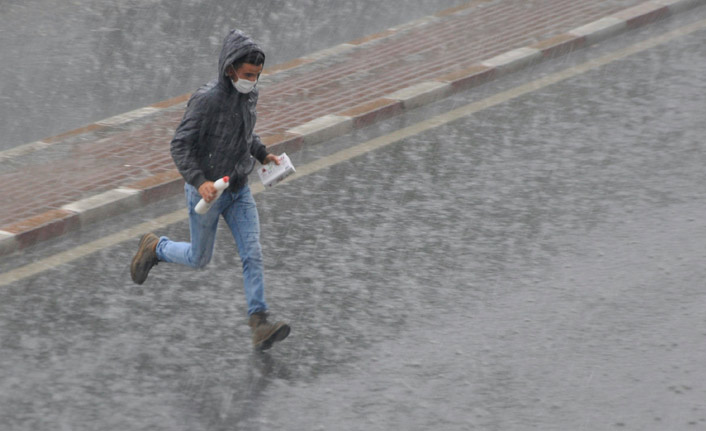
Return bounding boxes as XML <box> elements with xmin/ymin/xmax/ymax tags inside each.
<box><xmin>248</xmin><ymin>311</ymin><xmax>291</xmax><ymax>351</ymax></box>
<box><xmin>130</xmin><ymin>233</ymin><xmax>159</xmax><ymax>285</ymax></box>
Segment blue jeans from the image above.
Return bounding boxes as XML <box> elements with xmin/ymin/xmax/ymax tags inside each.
<box><xmin>155</xmin><ymin>183</ymin><xmax>267</xmax><ymax>315</ymax></box>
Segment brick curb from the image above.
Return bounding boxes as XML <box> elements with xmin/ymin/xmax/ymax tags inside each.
<box><xmin>0</xmin><ymin>0</ymin><xmax>702</xmax><ymax>258</ymax></box>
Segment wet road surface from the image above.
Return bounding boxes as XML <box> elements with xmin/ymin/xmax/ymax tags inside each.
<box><xmin>1</xmin><ymin>8</ymin><xmax>706</xmax><ymax>430</ymax></box>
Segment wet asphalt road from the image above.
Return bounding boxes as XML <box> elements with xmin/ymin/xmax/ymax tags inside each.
<box><xmin>0</xmin><ymin>0</ymin><xmax>465</xmax><ymax>151</ymax></box>
<box><xmin>2</xmin><ymin>8</ymin><xmax>706</xmax><ymax>431</ymax></box>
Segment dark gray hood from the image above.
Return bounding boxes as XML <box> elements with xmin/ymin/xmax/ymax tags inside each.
<box><xmin>217</xmin><ymin>29</ymin><xmax>265</xmax><ymax>88</ymax></box>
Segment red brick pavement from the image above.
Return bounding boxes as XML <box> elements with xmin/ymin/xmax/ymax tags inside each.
<box><xmin>0</xmin><ymin>0</ymin><xmax>699</xmax><ymax>255</ymax></box>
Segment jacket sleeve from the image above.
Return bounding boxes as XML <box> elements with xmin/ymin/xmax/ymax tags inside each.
<box><xmin>247</xmin><ymin>89</ymin><xmax>269</xmax><ymax>164</ymax></box>
<box><xmin>170</xmin><ymin>94</ymin><xmax>208</xmax><ymax>188</ymax></box>
<box><xmin>250</xmin><ymin>132</ymin><xmax>269</xmax><ymax>164</ymax></box>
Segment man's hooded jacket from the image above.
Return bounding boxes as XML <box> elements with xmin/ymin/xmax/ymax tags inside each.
<box><xmin>170</xmin><ymin>29</ymin><xmax>269</xmax><ymax>192</ymax></box>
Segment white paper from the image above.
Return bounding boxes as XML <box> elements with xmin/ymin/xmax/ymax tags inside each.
<box><xmin>257</xmin><ymin>153</ymin><xmax>296</xmax><ymax>187</ymax></box>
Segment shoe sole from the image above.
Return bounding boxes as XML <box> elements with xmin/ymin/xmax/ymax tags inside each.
<box><xmin>257</xmin><ymin>323</ymin><xmax>291</xmax><ymax>351</ymax></box>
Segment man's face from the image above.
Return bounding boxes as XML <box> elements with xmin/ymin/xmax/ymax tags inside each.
<box><xmin>228</xmin><ymin>63</ymin><xmax>263</xmax><ymax>82</ymax></box>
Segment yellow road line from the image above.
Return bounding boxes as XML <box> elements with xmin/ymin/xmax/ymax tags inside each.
<box><xmin>2</xmin><ymin>19</ymin><xmax>705</xmax><ymax>287</ymax></box>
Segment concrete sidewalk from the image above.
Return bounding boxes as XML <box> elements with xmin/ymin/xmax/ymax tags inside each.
<box><xmin>0</xmin><ymin>0</ymin><xmax>702</xmax><ymax>257</ymax></box>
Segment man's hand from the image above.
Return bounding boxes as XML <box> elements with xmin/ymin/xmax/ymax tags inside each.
<box><xmin>198</xmin><ymin>181</ymin><xmax>218</xmax><ymax>203</ymax></box>
<box><xmin>263</xmin><ymin>153</ymin><xmax>281</xmax><ymax>166</ymax></box>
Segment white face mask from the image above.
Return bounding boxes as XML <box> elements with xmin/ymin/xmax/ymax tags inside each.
<box><xmin>232</xmin><ymin>76</ymin><xmax>257</xmax><ymax>94</ymax></box>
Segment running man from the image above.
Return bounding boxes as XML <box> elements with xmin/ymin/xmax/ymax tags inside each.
<box><xmin>130</xmin><ymin>29</ymin><xmax>290</xmax><ymax>351</ymax></box>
